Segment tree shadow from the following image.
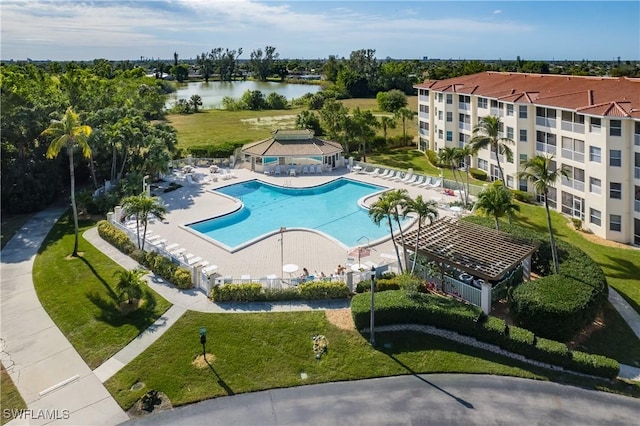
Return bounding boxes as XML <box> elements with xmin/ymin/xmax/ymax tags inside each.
<box><xmin>79</xmin><ymin>255</ymin><xmax>119</xmax><ymax>301</ymax></box>
<box><xmin>87</xmin><ymin>287</ymin><xmax>162</xmax><ymax>333</ymax></box>
<box><xmin>202</xmin><ymin>350</ymin><xmax>235</xmax><ymax>396</ymax></box>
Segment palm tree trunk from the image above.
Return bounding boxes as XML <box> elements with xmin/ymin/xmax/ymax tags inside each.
<box><xmin>135</xmin><ymin>216</ymin><xmax>141</xmax><ymax>249</ymax></box>
<box><xmin>494</xmin><ymin>215</ymin><xmax>500</xmax><ymax>231</ymax></box>
<box><xmin>494</xmin><ymin>145</ymin><xmax>505</xmax><ymax>183</ymax></box>
<box><xmin>89</xmin><ymin>151</ymin><xmax>99</xmax><ymax>189</ymax></box>
<box><xmin>111</xmin><ymin>144</ymin><xmax>117</xmax><ymax>183</ymax></box>
<box><xmin>388</xmin><ymin>217</ymin><xmax>404</xmax><ymax>274</ymax></box>
<box><xmin>117</xmin><ymin>150</ymin><xmax>128</xmax><ymax>181</ymax></box>
<box><xmin>68</xmin><ymin>147</ymin><xmax>80</xmax><ymax>257</ymax></box>
<box><xmin>141</xmin><ymin>218</ymin><xmax>148</xmax><ymax>251</ymax></box>
<box><xmin>544</xmin><ymin>196</ymin><xmax>560</xmax><ymax>274</ymax></box>
<box><xmin>464</xmin><ymin>164</ymin><xmax>471</xmax><ymax>206</ymax></box>
<box><xmin>410</xmin><ymin>222</ymin><xmax>422</xmax><ymax>274</ymax></box>
<box><xmin>394</xmin><ymin>207</ymin><xmax>408</xmax><ymax>272</ymax></box>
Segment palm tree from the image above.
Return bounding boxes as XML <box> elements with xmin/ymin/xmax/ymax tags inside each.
<box><xmin>455</xmin><ymin>145</ymin><xmax>473</xmax><ymax>206</ymax></box>
<box><xmin>474</xmin><ymin>182</ymin><xmax>520</xmax><ymax>231</ymax></box>
<box><xmin>41</xmin><ymin>107</ymin><xmax>92</xmax><ymax>257</ymax></box>
<box><xmin>190</xmin><ymin>94</ymin><xmax>203</xmax><ymax>113</ymax></box>
<box><xmin>121</xmin><ymin>194</ymin><xmax>167</xmax><ymax>250</ymax></box>
<box><xmin>469</xmin><ymin>115</ymin><xmax>514</xmax><ymax>183</ymax></box>
<box><xmin>368</xmin><ymin>191</ymin><xmax>409</xmax><ymax>274</ymax></box>
<box><xmin>394</xmin><ymin>107</ymin><xmax>417</xmax><ymax>145</ymax></box>
<box><xmin>517</xmin><ymin>155</ymin><xmax>568</xmax><ymax>274</ymax></box>
<box><xmin>114</xmin><ymin>269</ymin><xmax>145</xmax><ymax>304</ymax></box>
<box><xmin>403</xmin><ymin>195</ymin><xmax>439</xmax><ymax>274</ymax></box>
<box><xmin>438</xmin><ymin>147</ymin><xmax>464</xmax><ymax>203</ymax></box>
<box><xmin>379</xmin><ymin>116</ymin><xmax>396</xmax><ymax>144</ymax></box>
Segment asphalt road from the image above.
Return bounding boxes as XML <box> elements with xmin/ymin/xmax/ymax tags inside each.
<box><xmin>121</xmin><ymin>374</ymin><xmax>640</xmax><ymax>425</ymax></box>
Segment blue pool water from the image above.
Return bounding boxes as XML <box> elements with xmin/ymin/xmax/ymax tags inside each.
<box><xmin>188</xmin><ymin>178</ymin><xmax>407</xmax><ymax>249</ymax></box>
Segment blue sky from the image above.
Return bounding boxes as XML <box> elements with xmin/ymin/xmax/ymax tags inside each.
<box><xmin>1</xmin><ymin>1</ymin><xmax>638</xmax><ymax>61</ymax></box>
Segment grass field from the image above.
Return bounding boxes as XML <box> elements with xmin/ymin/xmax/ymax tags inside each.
<box><xmin>105</xmin><ymin>310</ymin><xmax>639</xmax><ymax>410</ymax></box>
<box><xmin>167</xmin><ymin>96</ymin><xmax>419</xmax><ymax>150</ymax></box>
<box><xmin>32</xmin><ymin>212</ymin><xmax>172</xmax><ymax>369</ymax></box>
<box><xmin>1</xmin><ymin>363</ymin><xmax>27</xmax><ymax>425</ymax></box>
<box><xmin>1</xmin><ymin>213</ymin><xmax>31</xmax><ymax>250</ymax></box>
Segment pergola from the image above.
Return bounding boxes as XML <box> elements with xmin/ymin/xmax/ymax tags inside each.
<box><xmin>241</xmin><ymin>129</ymin><xmax>344</xmax><ymax>173</ymax></box>
<box><xmin>397</xmin><ymin>217</ymin><xmax>538</xmax><ymax>313</ymax></box>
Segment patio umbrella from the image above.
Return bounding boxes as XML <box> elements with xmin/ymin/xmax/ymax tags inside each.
<box><xmin>348</xmin><ymin>246</ymin><xmax>371</xmax><ymax>264</ymax></box>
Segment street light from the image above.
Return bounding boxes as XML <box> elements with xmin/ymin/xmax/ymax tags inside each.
<box><xmin>279</xmin><ymin>227</ymin><xmax>286</xmax><ymax>280</ymax></box>
<box><xmin>143</xmin><ymin>175</ymin><xmax>150</xmax><ymax>196</ymax></box>
<box><xmin>199</xmin><ymin>326</ymin><xmax>207</xmax><ymax>356</ymax></box>
<box><xmin>370</xmin><ymin>266</ymin><xmax>376</xmax><ymax>346</ymax></box>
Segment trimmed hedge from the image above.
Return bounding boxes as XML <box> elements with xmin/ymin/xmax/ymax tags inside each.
<box><xmin>462</xmin><ymin>217</ymin><xmax>608</xmax><ymax>342</ymax></box>
<box><xmin>469</xmin><ymin>168</ymin><xmax>487</xmax><ymax>181</ymax></box>
<box><xmin>351</xmin><ymin>290</ymin><xmax>619</xmax><ymax>378</ymax></box>
<box><xmin>511</xmin><ymin>189</ymin><xmax>534</xmax><ymax>204</ymax></box>
<box><xmin>210</xmin><ymin>281</ymin><xmax>350</xmax><ymax>303</ymax></box>
<box><xmin>97</xmin><ymin>220</ymin><xmax>193</xmax><ymax>290</ymax></box>
<box><xmin>186</xmin><ymin>141</ymin><xmax>246</xmax><ymax>158</ymax></box>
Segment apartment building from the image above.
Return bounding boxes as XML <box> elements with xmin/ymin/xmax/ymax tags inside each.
<box><xmin>414</xmin><ymin>71</ymin><xmax>640</xmax><ymax>245</ymax></box>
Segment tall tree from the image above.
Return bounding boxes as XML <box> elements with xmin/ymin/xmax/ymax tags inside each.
<box><xmin>455</xmin><ymin>145</ymin><xmax>473</xmax><ymax>206</ymax></box>
<box><xmin>378</xmin><ymin>116</ymin><xmax>396</xmax><ymax>144</ymax></box>
<box><xmin>121</xmin><ymin>194</ymin><xmax>167</xmax><ymax>250</ymax></box>
<box><xmin>319</xmin><ymin>99</ymin><xmax>349</xmax><ymax>146</ymax></box>
<box><xmin>250</xmin><ymin>46</ymin><xmax>279</xmax><ymax>81</ymax></box>
<box><xmin>190</xmin><ymin>94</ymin><xmax>203</xmax><ymax>112</ymax></box>
<box><xmin>403</xmin><ymin>195</ymin><xmax>438</xmax><ymax>274</ymax></box>
<box><xmin>517</xmin><ymin>155</ymin><xmax>568</xmax><ymax>274</ymax></box>
<box><xmin>439</xmin><ymin>147</ymin><xmax>464</xmax><ymax>202</ymax></box>
<box><xmin>394</xmin><ymin>107</ymin><xmax>417</xmax><ymax>145</ymax></box>
<box><xmin>350</xmin><ymin>107</ymin><xmax>379</xmax><ymax>162</ymax></box>
<box><xmin>41</xmin><ymin>107</ymin><xmax>92</xmax><ymax>257</ymax></box>
<box><xmin>469</xmin><ymin>115</ymin><xmax>514</xmax><ymax>183</ymax></box>
<box><xmin>369</xmin><ymin>191</ymin><xmax>405</xmax><ymax>274</ymax></box>
<box><xmin>474</xmin><ymin>182</ymin><xmax>520</xmax><ymax>231</ymax></box>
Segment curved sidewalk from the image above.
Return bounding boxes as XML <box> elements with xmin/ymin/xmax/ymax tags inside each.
<box><xmin>0</xmin><ymin>208</ymin><xmax>129</xmax><ymax>425</ymax></box>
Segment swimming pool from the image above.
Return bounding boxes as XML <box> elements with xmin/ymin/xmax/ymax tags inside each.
<box><xmin>187</xmin><ymin>178</ymin><xmax>409</xmax><ymax>250</ymax></box>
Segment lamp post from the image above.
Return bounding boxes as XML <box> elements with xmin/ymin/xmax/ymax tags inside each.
<box><xmin>199</xmin><ymin>326</ymin><xmax>207</xmax><ymax>356</ymax></box>
<box><xmin>143</xmin><ymin>175</ymin><xmax>150</xmax><ymax>196</ymax></box>
<box><xmin>279</xmin><ymin>227</ymin><xmax>286</xmax><ymax>280</ymax></box>
<box><xmin>370</xmin><ymin>266</ymin><xmax>376</xmax><ymax>346</ymax></box>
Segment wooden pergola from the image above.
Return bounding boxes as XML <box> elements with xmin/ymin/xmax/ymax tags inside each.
<box><xmin>398</xmin><ymin>217</ymin><xmax>538</xmax><ymax>282</ymax></box>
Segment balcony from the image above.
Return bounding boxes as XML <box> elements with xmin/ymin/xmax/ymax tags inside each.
<box><xmin>419</xmin><ymin>111</ymin><xmax>430</xmax><ymax>120</ymax></box>
<box><xmin>458</xmin><ymin>102</ymin><xmax>470</xmax><ymax>111</ymax></box>
<box><xmin>561</xmin><ymin>176</ymin><xmax>585</xmax><ymax>192</ymax></box>
<box><xmin>561</xmin><ymin>121</ymin><xmax>585</xmax><ymax>134</ymax></box>
<box><xmin>458</xmin><ymin>122</ymin><xmax>471</xmax><ymax>131</ymax></box>
<box><xmin>490</xmin><ymin>108</ymin><xmax>504</xmax><ymax>117</ymax></box>
<box><xmin>635</xmin><ymin>167</ymin><xmax>640</xmax><ymax>179</ymax></box>
<box><xmin>635</xmin><ymin>199</ymin><xmax>640</xmax><ymax>213</ymax></box>
<box><xmin>635</xmin><ymin>134</ymin><xmax>640</xmax><ymax>146</ymax></box>
<box><xmin>536</xmin><ymin>117</ymin><xmax>557</xmax><ymax>128</ymax></box>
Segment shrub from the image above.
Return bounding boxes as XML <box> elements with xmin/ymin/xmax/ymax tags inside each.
<box><xmin>503</xmin><ymin>325</ymin><xmax>535</xmax><ymax>354</ymax></box>
<box><xmin>298</xmin><ymin>281</ymin><xmax>349</xmax><ymax>300</ymax></box>
<box><xmin>97</xmin><ymin>220</ymin><xmax>136</xmax><ymax>254</ymax></box>
<box><xmin>173</xmin><ymin>268</ymin><xmax>193</xmax><ymax>289</ymax></box>
<box><xmin>356</xmin><ymin>277</ymin><xmax>400</xmax><ymax>293</ymax></box>
<box><xmin>566</xmin><ymin>351</ymin><xmax>619</xmax><ymax>379</ymax></box>
<box><xmin>469</xmin><ymin>168</ymin><xmax>488</xmax><ymax>181</ymax></box>
<box><xmin>210</xmin><ymin>283</ymin><xmax>264</xmax><ymax>302</ymax></box>
<box><xmin>426</xmin><ymin>150</ymin><xmax>439</xmax><ymax>167</ymax></box>
<box><xmin>473</xmin><ymin>316</ymin><xmax>507</xmax><ymax>346</ymax></box>
<box><xmin>511</xmin><ymin>189</ymin><xmax>533</xmax><ymax>204</ymax></box>
<box><xmin>531</xmin><ymin>337</ymin><xmax>571</xmax><ymax>366</ymax></box>
<box><xmin>571</xmin><ymin>218</ymin><xmax>582</xmax><ymax>230</ymax></box>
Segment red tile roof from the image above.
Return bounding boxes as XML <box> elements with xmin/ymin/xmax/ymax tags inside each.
<box><xmin>415</xmin><ymin>72</ymin><xmax>640</xmax><ymax>118</ymax></box>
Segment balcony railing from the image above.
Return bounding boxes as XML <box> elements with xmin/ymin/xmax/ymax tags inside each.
<box><xmin>458</xmin><ymin>122</ymin><xmax>471</xmax><ymax>131</ymax></box>
<box><xmin>419</xmin><ymin>111</ymin><xmax>430</xmax><ymax>119</ymax></box>
<box><xmin>561</xmin><ymin>121</ymin><xmax>585</xmax><ymax>134</ymax></box>
<box><xmin>635</xmin><ymin>199</ymin><xmax>640</xmax><ymax>213</ymax></box>
<box><xmin>458</xmin><ymin>102</ymin><xmax>470</xmax><ymax>111</ymax></box>
<box><xmin>536</xmin><ymin>117</ymin><xmax>556</xmax><ymax>128</ymax></box>
<box><xmin>635</xmin><ymin>134</ymin><xmax>640</xmax><ymax>146</ymax></box>
<box><xmin>490</xmin><ymin>108</ymin><xmax>504</xmax><ymax>117</ymax></box>
<box><xmin>635</xmin><ymin>167</ymin><xmax>640</xmax><ymax>179</ymax></box>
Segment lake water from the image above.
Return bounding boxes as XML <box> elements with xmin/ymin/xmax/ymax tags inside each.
<box><xmin>166</xmin><ymin>81</ymin><xmax>322</xmax><ymax>109</ymax></box>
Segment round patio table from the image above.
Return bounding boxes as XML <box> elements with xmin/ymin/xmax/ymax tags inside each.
<box><xmin>283</xmin><ymin>264</ymin><xmax>299</xmax><ymax>276</ymax></box>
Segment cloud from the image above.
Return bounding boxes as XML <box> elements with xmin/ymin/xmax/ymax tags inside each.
<box><xmin>493</xmin><ymin>9</ymin><xmax>502</xmax><ymax>14</ymax></box>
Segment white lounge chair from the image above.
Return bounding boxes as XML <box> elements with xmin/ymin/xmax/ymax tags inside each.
<box><xmin>202</xmin><ymin>265</ymin><xmax>219</xmax><ymax>275</ymax></box>
<box><xmin>384</xmin><ymin>170</ymin><xmax>399</xmax><ymax>180</ymax></box>
<box><xmin>378</xmin><ymin>169</ymin><xmax>391</xmax><ymax>178</ymax></box>
<box><xmin>274</xmin><ymin>165</ymin><xmax>281</xmax><ymax>175</ymax></box>
<box><xmin>411</xmin><ymin>175</ymin><xmax>425</xmax><ymax>186</ymax></box>
<box><xmin>388</xmin><ymin>170</ymin><xmax>403</xmax><ymax>181</ymax></box>
<box><xmin>365</xmin><ymin>167</ymin><xmax>380</xmax><ymax>176</ymax></box>
<box><xmin>427</xmin><ymin>178</ymin><xmax>443</xmax><ymax>189</ymax></box>
<box><xmin>164</xmin><ymin>243</ymin><xmax>179</xmax><ymax>252</ymax></box>
<box><xmin>399</xmin><ymin>171</ymin><xmax>414</xmax><ymax>183</ymax></box>
<box><xmin>404</xmin><ymin>175</ymin><xmax>419</xmax><ymax>185</ymax></box>
<box><xmin>171</xmin><ymin>248</ymin><xmax>186</xmax><ymax>256</ymax></box>
<box><xmin>418</xmin><ymin>176</ymin><xmax>432</xmax><ymax>188</ymax></box>
<box><xmin>302</xmin><ymin>166</ymin><xmax>309</xmax><ymax>174</ymax></box>
<box><xmin>187</xmin><ymin>256</ymin><xmax>203</xmax><ymax>266</ymax></box>
<box><xmin>316</xmin><ymin>165</ymin><xmax>323</xmax><ymax>174</ymax></box>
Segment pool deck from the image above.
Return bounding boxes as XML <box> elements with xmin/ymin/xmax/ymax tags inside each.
<box><xmin>141</xmin><ymin>166</ymin><xmax>465</xmax><ymax>282</ymax></box>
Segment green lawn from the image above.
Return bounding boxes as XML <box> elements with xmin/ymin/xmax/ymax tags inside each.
<box><xmin>168</xmin><ymin>96</ymin><xmax>419</xmax><ymax>150</ymax></box>
<box><xmin>1</xmin><ymin>363</ymin><xmax>27</xmax><ymax>425</ymax></box>
<box><xmin>32</xmin><ymin>212</ymin><xmax>172</xmax><ymax>369</ymax></box>
<box><xmin>1</xmin><ymin>213</ymin><xmax>31</xmax><ymax>250</ymax></box>
<box><xmin>105</xmin><ymin>310</ymin><xmax>639</xmax><ymax>410</ymax></box>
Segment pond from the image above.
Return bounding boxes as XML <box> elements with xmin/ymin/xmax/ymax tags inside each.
<box><xmin>166</xmin><ymin>81</ymin><xmax>322</xmax><ymax>110</ymax></box>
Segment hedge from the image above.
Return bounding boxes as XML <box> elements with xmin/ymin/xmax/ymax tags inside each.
<box><xmin>462</xmin><ymin>217</ymin><xmax>608</xmax><ymax>341</ymax></box>
<box><xmin>186</xmin><ymin>141</ymin><xmax>246</xmax><ymax>158</ymax></box>
<box><xmin>351</xmin><ymin>290</ymin><xmax>619</xmax><ymax>378</ymax></box>
<box><xmin>210</xmin><ymin>281</ymin><xmax>350</xmax><ymax>303</ymax></box>
<box><xmin>469</xmin><ymin>168</ymin><xmax>487</xmax><ymax>181</ymax></box>
<box><xmin>97</xmin><ymin>220</ymin><xmax>193</xmax><ymax>290</ymax></box>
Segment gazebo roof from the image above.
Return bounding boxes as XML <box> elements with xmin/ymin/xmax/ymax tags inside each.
<box><xmin>241</xmin><ymin>129</ymin><xmax>343</xmax><ymax>157</ymax></box>
<box><xmin>397</xmin><ymin>217</ymin><xmax>538</xmax><ymax>281</ymax></box>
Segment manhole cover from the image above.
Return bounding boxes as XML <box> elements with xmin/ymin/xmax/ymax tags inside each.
<box><xmin>130</xmin><ymin>382</ymin><xmax>145</xmax><ymax>391</ymax></box>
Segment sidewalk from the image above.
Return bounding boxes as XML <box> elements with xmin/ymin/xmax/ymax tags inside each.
<box><xmin>1</xmin><ymin>208</ymin><xmax>128</xmax><ymax>426</ymax></box>
<box><xmin>607</xmin><ymin>288</ymin><xmax>640</xmax><ymax>382</ymax></box>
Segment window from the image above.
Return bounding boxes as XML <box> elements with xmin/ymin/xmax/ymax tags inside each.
<box><xmin>506</xmin><ymin>104</ymin><xmax>514</xmax><ymax>116</ymax></box>
<box><xmin>536</xmin><ymin>131</ymin><xmax>557</xmax><ymax>155</ymax></box>
<box><xmin>458</xmin><ymin>133</ymin><xmax>469</xmax><ymax>147</ymax></box>
<box><xmin>610</xmin><ymin>182</ymin><xmax>622</xmax><ymax>199</ymax></box>
<box><xmin>446</xmin><ymin>131</ymin><xmax>453</xmax><ymax>142</ymax></box>
<box><xmin>419</xmin><ymin>121</ymin><xmax>429</xmax><ymax>131</ymax></box>
<box><xmin>438</xmin><ymin>129</ymin><xmax>443</xmax><ymax>139</ymax></box>
<box><xmin>589</xmin><ymin>146</ymin><xmax>601</xmax><ymax>163</ymax></box>
<box><xmin>446</xmin><ymin>94</ymin><xmax>453</xmax><ymax>104</ymax></box>
<box><xmin>519</xmin><ymin>129</ymin><xmax>528</xmax><ymax>142</ymax></box>
<box><xmin>561</xmin><ymin>137</ymin><xmax>585</xmax><ymax>162</ymax></box>
<box><xmin>589</xmin><ymin>117</ymin><xmax>601</xmax><ymax>133</ymax></box>
<box><xmin>561</xmin><ymin>166</ymin><xmax>585</xmax><ymax>191</ymax></box>
<box><xmin>419</xmin><ymin>104</ymin><xmax>429</xmax><ymax>113</ymax></box>
<box><xmin>419</xmin><ymin>89</ymin><xmax>429</xmax><ymax>97</ymax></box>
<box><xmin>458</xmin><ymin>113</ymin><xmax>470</xmax><ymax>131</ymax></box>
<box><xmin>478</xmin><ymin>158</ymin><xmax>488</xmax><ymax>171</ymax></box>
<box><xmin>446</xmin><ymin>112</ymin><xmax>453</xmax><ymax>122</ymax></box>
<box><xmin>519</xmin><ymin>105</ymin><xmax>528</xmax><ymax>119</ymax></box>
<box><xmin>478</xmin><ymin>97</ymin><xmax>488</xmax><ymax>109</ymax></box>
<box><xmin>589</xmin><ymin>177</ymin><xmax>601</xmax><ymax>194</ymax></box>
<box><xmin>438</xmin><ymin>93</ymin><xmax>443</xmax><ymax>102</ymax></box>
<box><xmin>561</xmin><ymin>111</ymin><xmax>585</xmax><ymax>133</ymax></box>
<box><xmin>536</xmin><ymin>107</ymin><xmax>557</xmax><ymax>127</ymax></box>
<box><xmin>610</xmin><ymin>149</ymin><xmax>622</xmax><ymax>167</ymax></box>
<box><xmin>610</xmin><ymin>119</ymin><xmax>622</xmax><ymax>137</ymax></box>
<box><xmin>519</xmin><ymin>179</ymin><xmax>528</xmax><ymax>192</ymax></box>
<box><xmin>506</xmin><ymin>175</ymin><xmax>514</xmax><ymax>188</ymax></box>
<box><xmin>561</xmin><ymin>192</ymin><xmax>584</xmax><ymax>220</ymax></box>
<box><xmin>519</xmin><ymin>154</ymin><xmax>528</xmax><ymax>164</ymax></box>
<box><xmin>459</xmin><ymin>95</ymin><xmax>470</xmax><ymax>110</ymax></box>
<box><xmin>610</xmin><ymin>214</ymin><xmax>622</xmax><ymax>232</ymax></box>
<box><xmin>590</xmin><ymin>208</ymin><xmax>601</xmax><ymax>226</ymax></box>
<box><xmin>507</xmin><ymin>126</ymin><xmax>514</xmax><ymax>140</ymax></box>
<box><xmin>438</xmin><ymin>110</ymin><xmax>443</xmax><ymax>120</ymax></box>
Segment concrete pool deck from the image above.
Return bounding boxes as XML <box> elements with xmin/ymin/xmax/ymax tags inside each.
<box><xmin>140</xmin><ymin>166</ymin><xmax>464</xmax><ymax>282</ymax></box>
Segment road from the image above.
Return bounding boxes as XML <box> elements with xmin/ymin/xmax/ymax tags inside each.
<box><xmin>122</xmin><ymin>374</ymin><xmax>639</xmax><ymax>425</ymax></box>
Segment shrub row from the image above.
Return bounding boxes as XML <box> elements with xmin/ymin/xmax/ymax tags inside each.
<box><xmin>461</xmin><ymin>217</ymin><xmax>608</xmax><ymax>341</ymax></box>
<box><xmin>351</xmin><ymin>290</ymin><xmax>619</xmax><ymax>378</ymax></box>
<box><xmin>97</xmin><ymin>220</ymin><xmax>193</xmax><ymax>289</ymax></box>
<box><xmin>186</xmin><ymin>141</ymin><xmax>246</xmax><ymax>159</ymax></box>
<box><xmin>469</xmin><ymin>168</ymin><xmax>488</xmax><ymax>181</ymax></box>
<box><xmin>210</xmin><ymin>281</ymin><xmax>350</xmax><ymax>302</ymax></box>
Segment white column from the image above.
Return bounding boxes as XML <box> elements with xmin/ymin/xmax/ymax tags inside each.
<box><xmin>522</xmin><ymin>255</ymin><xmax>532</xmax><ymax>281</ymax></box>
<box><xmin>481</xmin><ymin>281</ymin><xmax>492</xmax><ymax>315</ymax></box>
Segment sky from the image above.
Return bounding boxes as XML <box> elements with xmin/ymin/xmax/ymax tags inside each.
<box><xmin>1</xmin><ymin>0</ymin><xmax>638</xmax><ymax>62</ymax></box>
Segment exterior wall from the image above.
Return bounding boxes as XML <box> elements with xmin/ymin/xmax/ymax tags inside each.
<box><xmin>415</xmin><ymin>87</ymin><xmax>640</xmax><ymax>245</ymax></box>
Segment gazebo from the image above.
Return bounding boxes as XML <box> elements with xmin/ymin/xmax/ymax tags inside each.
<box><xmin>398</xmin><ymin>217</ymin><xmax>538</xmax><ymax>314</ymax></box>
<box><xmin>240</xmin><ymin>129</ymin><xmax>344</xmax><ymax>173</ymax></box>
